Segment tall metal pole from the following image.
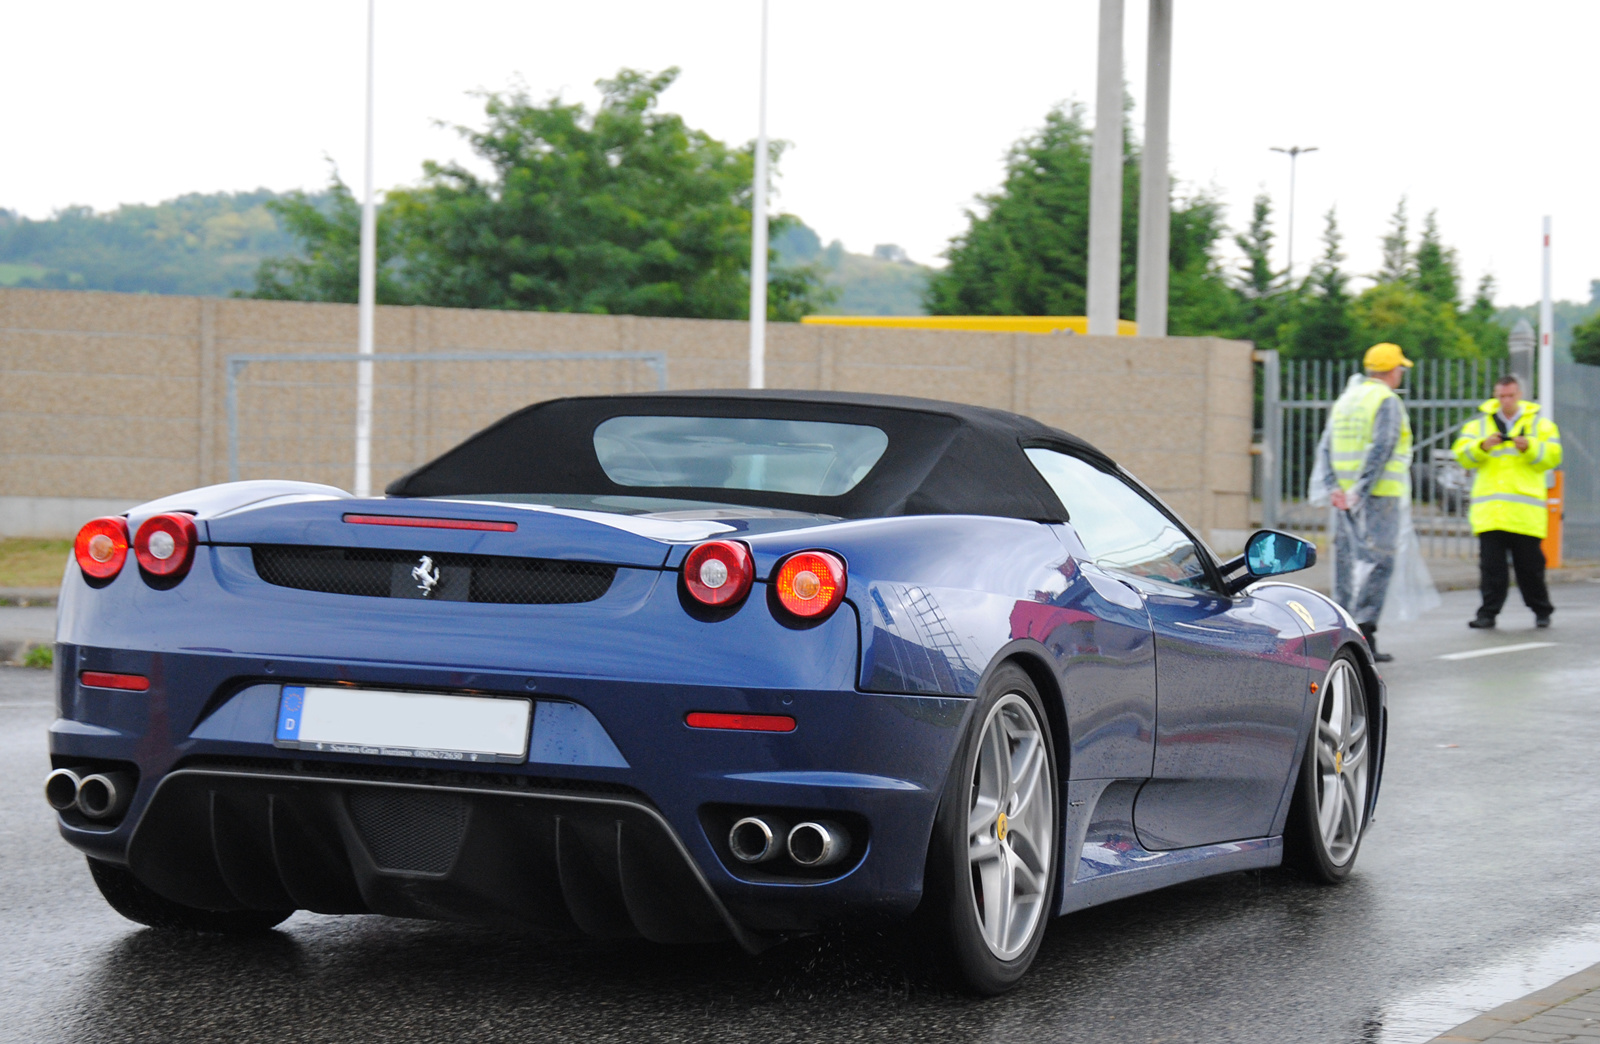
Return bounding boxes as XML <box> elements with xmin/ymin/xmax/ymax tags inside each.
<box><xmin>1539</xmin><ymin>216</ymin><xmax>1554</xmax><ymax>414</ymax></box>
<box><xmin>1134</xmin><ymin>0</ymin><xmax>1172</xmax><ymax>338</ymax></box>
<box><xmin>354</xmin><ymin>0</ymin><xmax>377</xmax><ymax>496</ymax></box>
<box><xmin>1086</xmin><ymin>0</ymin><xmax>1124</xmax><ymax>336</ymax></box>
<box><xmin>1270</xmin><ymin>145</ymin><xmax>1317</xmax><ymax>281</ymax></box>
<box><xmin>747</xmin><ymin>0</ymin><xmax>770</xmax><ymax>390</ymax></box>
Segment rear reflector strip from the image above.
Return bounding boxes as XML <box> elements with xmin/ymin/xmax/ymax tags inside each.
<box><xmin>342</xmin><ymin>514</ymin><xmax>517</xmax><ymax>532</ymax></box>
<box><xmin>685</xmin><ymin>712</ymin><xmax>796</xmax><ymax>733</ymax></box>
<box><xmin>80</xmin><ymin>671</ymin><xmax>150</xmax><ymax>692</ymax></box>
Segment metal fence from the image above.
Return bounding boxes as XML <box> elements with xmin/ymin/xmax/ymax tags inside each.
<box><xmin>1259</xmin><ymin>354</ymin><xmax>1513</xmax><ymax>558</ymax></box>
<box><xmin>226</xmin><ymin>351</ymin><xmax>668</xmax><ymax>490</ymax></box>
<box><xmin>1555</xmin><ymin>361</ymin><xmax>1600</xmax><ymax>562</ymax></box>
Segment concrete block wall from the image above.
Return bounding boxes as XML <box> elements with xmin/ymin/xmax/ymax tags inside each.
<box><xmin>0</xmin><ymin>288</ymin><xmax>1253</xmax><ymax>546</ymax></box>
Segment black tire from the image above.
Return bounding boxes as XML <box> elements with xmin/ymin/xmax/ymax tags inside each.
<box><xmin>87</xmin><ymin>858</ymin><xmax>293</xmax><ymax>934</ymax></box>
<box><xmin>921</xmin><ymin>663</ymin><xmax>1059</xmax><ymax>995</ymax></box>
<box><xmin>1285</xmin><ymin>650</ymin><xmax>1372</xmax><ymax>883</ymax></box>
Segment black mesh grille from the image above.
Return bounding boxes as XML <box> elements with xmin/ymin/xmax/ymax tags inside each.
<box><xmin>251</xmin><ymin>546</ymin><xmax>616</xmax><ymax>604</ymax></box>
<box><xmin>347</xmin><ymin>789</ymin><xmax>469</xmax><ymax>874</ymax></box>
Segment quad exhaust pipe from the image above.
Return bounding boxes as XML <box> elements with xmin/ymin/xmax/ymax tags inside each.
<box><xmin>727</xmin><ymin>814</ymin><xmax>851</xmax><ymax>869</ymax></box>
<box><xmin>786</xmin><ymin>820</ymin><xmax>849</xmax><ymax>868</ymax></box>
<box><xmin>44</xmin><ymin>768</ymin><xmax>133</xmax><ymax>820</ymax></box>
<box><xmin>729</xmin><ymin>815</ymin><xmax>789</xmax><ymax>863</ymax></box>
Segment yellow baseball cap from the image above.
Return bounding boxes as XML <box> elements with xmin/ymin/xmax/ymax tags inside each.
<box><xmin>1363</xmin><ymin>342</ymin><xmax>1414</xmax><ymax>370</ymax></box>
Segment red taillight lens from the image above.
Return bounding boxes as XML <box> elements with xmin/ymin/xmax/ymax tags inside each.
<box><xmin>683</xmin><ymin>540</ymin><xmax>754</xmax><ymax>607</ymax></box>
<box><xmin>774</xmin><ymin>551</ymin><xmax>846</xmax><ymax>620</ymax></box>
<box><xmin>80</xmin><ymin>671</ymin><xmax>150</xmax><ymax>692</ymax></box>
<box><xmin>74</xmin><ymin>517</ymin><xmax>130</xmax><ymax>580</ymax></box>
<box><xmin>133</xmin><ymin>513</ymin><xmax>197</xmax><ymax>580</ymax></box>
<box><xmin>685</xmin><ymin>712</ymin><xmax>796</xmax><ymax>732</ymax></box>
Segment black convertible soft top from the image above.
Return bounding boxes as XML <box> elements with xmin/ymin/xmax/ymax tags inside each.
<box><xmin>387</xmin><ymin>390</ymin><xmax>1114</xmax><ymax>522</ymax></box>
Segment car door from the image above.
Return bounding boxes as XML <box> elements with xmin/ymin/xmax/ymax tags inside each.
<box><xmin>1025</xmin><ymin>448</ymin><xmax>1310</xmax><ymax>849</ymax></box>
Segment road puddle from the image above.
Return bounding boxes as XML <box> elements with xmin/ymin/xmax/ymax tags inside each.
<box><xmin>1371</xmin><ymin>921</ymin><xmax>1600</xmax><ymax>1042</ymax></box>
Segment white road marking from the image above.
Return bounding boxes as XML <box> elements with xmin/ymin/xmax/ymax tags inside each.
<box><xmin>1437</xmin><ymin>642</ymin><xmax>1558</xmax><ymax>661</ymax></box>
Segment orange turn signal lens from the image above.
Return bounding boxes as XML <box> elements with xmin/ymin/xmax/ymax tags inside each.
<box><xmin>74</xmin><ymin>517</ymin><xmax>130</xmax><ymax>581</ymax></box>
<box><xmin>773</xmin><ymin>550</ymin><xmax>846</xmax><ymax>620</ymax></box>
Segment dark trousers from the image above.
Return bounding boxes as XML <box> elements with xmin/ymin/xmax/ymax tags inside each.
<box><xmin>1477</xmin><ymin>530</ymin><xmax>1553</xmax><ymax>619</ymax></box>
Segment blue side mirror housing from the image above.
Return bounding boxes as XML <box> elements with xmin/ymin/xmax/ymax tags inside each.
<box><xmin>1244</xmin><ymin>529</ymin><xmax>1317</xmax><ymax>578</ymax></box>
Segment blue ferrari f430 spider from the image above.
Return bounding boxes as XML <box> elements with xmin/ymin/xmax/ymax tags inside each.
<box><xmin>48</xmin><ymin>391</ymin><xmax>1384</xmax><ymax>993</ymax></box>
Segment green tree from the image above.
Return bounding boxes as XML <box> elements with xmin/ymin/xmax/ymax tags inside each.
<box><xmin>1572</xmin><ymin>309</ymin><xmax>1600</xmax><ymax>365</ymax></box>
<box><xmin>1412</xmin><ymin>210</ymin><xmax>1460</xmax><ymax>306</ymax></box>
<box><xmin>1284</xmin><ymin>209</ymin><xmax>1359</xmax><ymax>359</ymax></box>
<box><xmin>250</xmin><ymin>176</ymin><xmax>410</xmax><ymax>304</ymax></box>
<box><xmin>1351</xmin><ymin>280</ymin><xmax>1478</xmax><ymax>359</ymax></box>
<box><xmin>925</xmin><ymin>101</ymin><xmax>1232</xmax><ymax>331</ymax></box>
<box><xmin>1230</xmin><ymin>193</ymin><xmax>1290</xmax><ymax>350</ymax></box>
<box><xmin>390</xmin><ymin>68</ymin><xmax>822</xmax><ymax>319</ymax></box>
<box><xmin>1460</xmin><ymin>274</ymin><xmax>1509</xmax><ymax>358</ymax></box>
<box><xmin>252</xmin><ymin>68</ymin><xmax>827</xmax><ymax>320</ymax></box>
<box><xmin>1376</xmin><ymin>197</ymin><xmax>1411</xmax><ymax>283</ymax></box>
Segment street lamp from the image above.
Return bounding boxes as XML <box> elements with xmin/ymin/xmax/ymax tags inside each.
<box><xmin>354</xmin><ymin>0</ymin><xmax>378</xmax><ymax>497</ymax></box>
<box><xmin>1270</xmin><ymin>145</ymin><xmax>1318</xmax><ymax>281</ymax></box>
<box><xmin>747</xmin><ymin>0</ymin><xmax>770</xmax><ymax>389</ymax></box>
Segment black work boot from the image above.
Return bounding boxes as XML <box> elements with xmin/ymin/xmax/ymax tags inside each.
<box><xmin>1359</xmin><ymin>622</ymin><xmax>1393</xmax><ymax>663</ymax></box>
<box><xmin>1468</xmin><ymin>615</ymin><xmax>1495</xmax><ymax>629</ymax></box>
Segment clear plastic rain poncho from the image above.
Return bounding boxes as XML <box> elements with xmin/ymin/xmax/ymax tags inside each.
<box><xmin>1308</xmin><ymin>375</ymin><xmax>1441</xmax><ymax>626</ymax></box>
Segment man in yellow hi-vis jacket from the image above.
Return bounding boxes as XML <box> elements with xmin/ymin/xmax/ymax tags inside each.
<box><xmin>1452</xmin><ymin>373</ymin><xmax>1562</xmax><ymax>629</ymax></box>
<box><xmin>1315</xmin><ymin>342</ymin><xmax>1415</xmax><ymax>662</ymax></box>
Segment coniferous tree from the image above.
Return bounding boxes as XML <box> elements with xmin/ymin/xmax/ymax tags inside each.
<box><xmin>1412</xmin><ymin>210</ymin><xmax>1460</xmax><ymax>306</ymax></box>
<box><xmin>1287</xmin><ymin>209</ymin><xmax>1359</xmax><ymax>358</ymax></box>
<box><xmin>1376</xmin><ymin>198</ymin><xmax>1411</xmax><ymax>284</ymax></box>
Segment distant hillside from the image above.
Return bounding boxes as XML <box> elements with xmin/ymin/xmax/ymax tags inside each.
<box><xmin>774</xmin><ymin>221</ymin><xmax>933</xmax><ymax>316</ymax></box>
<box><xmin>0</xmin><ymin>190</ymin><xmax>304</xmax><ymax>297</ymax></box>
<box><xmin>0</xmin><ymin>193</ymin><xmax>933</xmax><ymax>317</ymax></box>
<box><xmin>1497</xmin><ymin>281</ymin><xmax>1600</xmax><ymax>361</ymax></box>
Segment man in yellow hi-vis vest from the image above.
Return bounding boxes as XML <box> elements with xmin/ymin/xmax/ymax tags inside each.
<box><xmin>1451</xmin><ymin>373</ymin><xmax>1561</xmax><ymax>629</ymax></box>
<box><xmin>1315</xmin><ymin>342</ymin><xmax>1414</xmax><ymax>662</ymax></box>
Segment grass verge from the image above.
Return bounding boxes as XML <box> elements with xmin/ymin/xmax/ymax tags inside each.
<box><xmin>0</xmin><ymin>538</ymin><xmax>71</xmax><ymax>589</ymax></box>
<box><xmin>23</xmin><ymin>645</ymin><xmax>53</xmax><ymax>670</ymax></box>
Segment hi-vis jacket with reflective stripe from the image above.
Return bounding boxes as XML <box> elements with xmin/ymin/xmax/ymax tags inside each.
<box><xmin>1330</xmin><ymin>378</ymin><xmax>1412</xmax><ymax>497</ymax></box>
<box><xmin>1451</xmin><ymin>399</ymin><xmax>1562</xmax><ymax>538</ymax></box>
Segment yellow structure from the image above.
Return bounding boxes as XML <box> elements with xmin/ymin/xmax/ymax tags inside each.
<box><xmin>800</xmin><ymin>315</ymin><xmax>1139</xmax><ymax>336</ymax></box>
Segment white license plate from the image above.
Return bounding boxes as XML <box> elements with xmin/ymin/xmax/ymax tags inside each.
<box><xmin>275</xmin><ymin>685</ymin><xmax>531</xmax><ymax>764</ymax></box>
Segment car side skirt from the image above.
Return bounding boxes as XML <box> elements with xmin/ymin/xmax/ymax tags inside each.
<box><xmin>1056</xmin><ymin>778</ymin><xmax>1283</xmax><ymax>916</ymax></box>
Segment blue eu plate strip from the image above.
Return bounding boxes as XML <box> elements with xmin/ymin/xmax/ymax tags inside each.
<box><xmin>276</xmin><ymin>686</ymin><xmax>305</xmax><ymax>742</ymax></box>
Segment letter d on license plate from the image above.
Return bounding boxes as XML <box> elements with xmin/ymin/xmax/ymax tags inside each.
<box><xmin>276</xmin><ymin>685</ymin><xmax>531</xmax><ymax>764</ymax></box>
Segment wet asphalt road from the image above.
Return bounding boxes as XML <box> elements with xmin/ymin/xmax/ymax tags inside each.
<box><xmin>4</xmin><ymin>583</ymin><xmax>1600</xmax><ymax>1044</ymax></box>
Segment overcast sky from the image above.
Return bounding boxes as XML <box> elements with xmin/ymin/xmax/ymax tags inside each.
<box><xmin>5</xmin><ymin>1</ymin><xmax>1595</xmax><ymax>305</ymax></box>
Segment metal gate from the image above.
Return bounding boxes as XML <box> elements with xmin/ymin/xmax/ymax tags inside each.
<box><xmin>226</xmin><ymin>350</ymin><xmax>668</xmax><ymax>491</ymax></box>
<box><xmin>1554</xmin><ymin>360</ymin><xmax>1600</xmax><ymax>562</ymax></box>
<box><xmin>1258</xmin><ymin>353</ymin><xmax>1513</xmax><ymax>558</ymax></box>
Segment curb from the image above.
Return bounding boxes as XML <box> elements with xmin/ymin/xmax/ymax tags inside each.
<box><xmin>0</xmin><ymin>637</ymin><xmax>49</xmax><ymax>666</ymax></box>
<box><xmin>0</xmin><ymin>586</ymin><xmax>59</xmax><ymax>607</ymax></box>
<box><xmin>1427</xmin><ymin>961</ymin><xmax>1600</xmax><ymax>1042</ymax></box>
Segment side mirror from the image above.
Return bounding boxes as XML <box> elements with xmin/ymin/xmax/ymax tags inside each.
<box><xmin>1224</xmin><ymin>529</ymin><xmax>1317</xmax><ymax>593</ymax></box>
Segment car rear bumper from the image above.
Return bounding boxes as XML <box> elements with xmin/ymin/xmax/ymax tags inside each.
<box><xmin>50</xmin><ymin>643</ymin><xmax>972</xmax><ymax>939</ymax></box>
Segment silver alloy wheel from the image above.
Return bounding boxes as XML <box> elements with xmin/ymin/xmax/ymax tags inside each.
<box><xmin>1314</xmin><ymin>659</ymin><xmax>1369</xmax><ymax>866</ymax></box>
<box><xmin>967</xmin><ymin>693</ymin><xmax>1054</xmax><ymax>961</ymax></box>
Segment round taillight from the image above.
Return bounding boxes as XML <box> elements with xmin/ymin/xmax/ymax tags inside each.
<box><xmin>683</xmin><ymin>540</ymin><xmax>754</xmax><ymax>608</ymax></box>
<box><xmin>774</xmin><ymin>551</ymin><xmax>846</xmax><ymax>620</ymax></box>
<box><xmin>74</xmin><ymin>517</ymin><xmax>130</xmax><ymax>580</ymax></box>
<box><xmin>134</xmin><ymin>513</ymin><xmax>197</xmax><ymax>580</ymax></box>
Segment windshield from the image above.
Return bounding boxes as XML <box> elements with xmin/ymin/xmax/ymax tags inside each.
<box><xmin>593</xmin><ymin>416</ymin><xmax>889</xmax><ymax>497</ymax></box>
